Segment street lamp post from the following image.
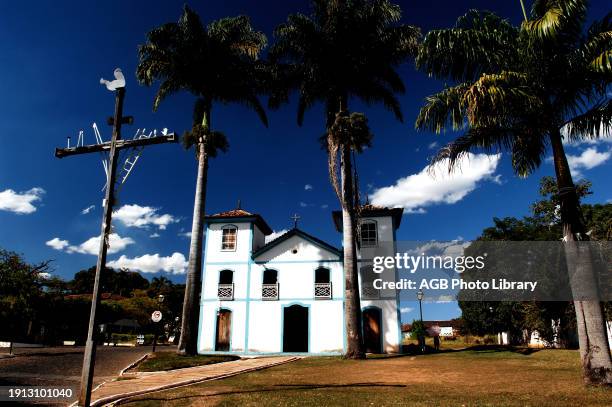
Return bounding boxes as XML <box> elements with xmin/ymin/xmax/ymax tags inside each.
<box><xmin>417</xmin><ymin>289</ymin><xmax>425</xmax><ymax>353</ymax></box>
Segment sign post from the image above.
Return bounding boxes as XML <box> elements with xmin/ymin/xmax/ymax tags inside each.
<box><xmin>151</xmin><ymin>310</ymin><xmax>162</xmax><ymax>353</ymax></box>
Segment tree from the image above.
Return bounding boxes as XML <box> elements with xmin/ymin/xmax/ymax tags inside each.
<box><xmin>69</xmin><ymin>266</ymin><xmax>148</xmax><ymax>296</ymax></box>
<box><xmin>137</xmin><ymin>5</ymin><xmax>268</xmax><ymax>355</ymax></box>
<box><xmin>0</xmin><ymin>248</ymin><xmax>51</xmax><ymax>342</ymax></box>
<box><xmin>269</xmin><ymin>0</ymin><xmax>420</xmax><ymax>359</ymax></box>
<box><xmin>415</xmin><ymin>2</ymin><xmax>611</xmax><ymax>384</ymax></box>
<box><xmin>461</xmin><ymin>177</ymin><xmax>611</xmax><ymax>347</ymax></box>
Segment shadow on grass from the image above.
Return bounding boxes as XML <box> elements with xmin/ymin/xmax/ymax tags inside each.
<box><xmin>126</xmin><ymin>382</ymin><xmax>407</xmax><ymax>403</ymax></box>
<box><xmin>398</xmin><ymin>344</ymin><xmax>542</xmax><ymax>357</ymax></box>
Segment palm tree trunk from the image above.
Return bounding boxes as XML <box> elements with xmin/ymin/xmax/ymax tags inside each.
<box><xmin>178</xmin><ymin>105</ymin><xmax>211</xmax><ymax>355</ymax></box>
<box><xmin>550</xmin><ymin>128</ymin><xmax>612</xmax><ymax>385</ymax></box>
<box><xmin>336</xmin><ymin>96</ymin><xmax>365</xmax><ymax>360</ymax></box>
<box><xmin>341</xmin><ymin>142</ymin><xmax>365</xmax><ymax>359</ymax></box>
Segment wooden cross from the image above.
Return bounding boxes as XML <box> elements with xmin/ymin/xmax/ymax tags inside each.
<box><xmin>291</xmin><ymin>213</ymin><xmax>301</xmax><ymax>229</ymax></box>
<box><xmin>55</xmin><ymin>77</ymin><xmax>177</xmax><ymax>407</ymax></box>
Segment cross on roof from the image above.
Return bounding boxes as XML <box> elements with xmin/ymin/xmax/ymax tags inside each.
<box><xmin>291</xmin><ymin>213</ymin><xmax>301</xmax><ymax>229</ymax></box>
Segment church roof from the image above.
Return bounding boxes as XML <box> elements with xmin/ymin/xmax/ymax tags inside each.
<box><xmin>332</xmin><ymin>205</ymin><xmax>404</xmax><ymax>232</ymax></box>
<box><xmin>205</xmin><ymin>209</ymin><xmax>273</xmax><ymax>235</ymax></box>
<box><xmin>251</xmin><ymin>228</ymin><xmax>342</xmax><ymax>259</ymax></box>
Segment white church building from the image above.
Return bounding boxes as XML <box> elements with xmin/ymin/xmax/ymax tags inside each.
<box><xmin>197</xmin><ymin>205</ymin><xmax>404</xmax><ymax>355</ymax></box>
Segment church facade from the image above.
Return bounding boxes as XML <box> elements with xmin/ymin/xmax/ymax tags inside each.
<box><xmin>197</xmin><ymin>206</ymin><xmax>403</xmax><ymax>355</ymax></box>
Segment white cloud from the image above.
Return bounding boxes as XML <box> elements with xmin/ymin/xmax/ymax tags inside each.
<box><xmin>304</xmin><ymin>184</ymin><xmax>313</xmax><ymax>191</ymax></box>
<box><xmin>179</xmin><ymin>231</ymin><xmax>192</xmax><ymax>238</ymax></box>
<box><xmin>490</xmin><ymin>174</ymin><xmax>503</xmax><ymax>185</ymax></box>
<box><xmin>46</xmin><ymin>233</ymin><xmax>134</xmax><ymax>255</ymax></box>
<box><xmin>68</xmin><ymin>233</ymin><xmax>134</xmax><ymax>255</ymax></box>
<box><xmin>566</xmin><ymin>147</ymin><xmax>611</xmax><ymax>178</ymax></box>
<box><xmin>321</xmin><ymin>204</ymin><xmax>329</xmax><ymax>209</ymax></box>
<box><xmin>406</xmin><ymin>240</ymin><xmax>470</xmax><ymax>258</ymax></box>
<box><xmin>108</xmin><ymin>252</ymin><xmax>188</xmax><ymax>274</ymax></box>
<box><xmin>400</xmin><ymin>306</ymin><xmax>414</xmax><ymax>314</ymax></box>
<box><xmin>435</xmin><ymin>295</ymin><xmax>455</xmax><ymax>303</ymax></box>
<box><xmin>0</xmin><ymin>187</ymin><xmax>45</xmax><ymax>214</ymax></box>
<box><xmin>299</xmin><ymin>202</ymin><xmax>308</xmax><ymax>208</ymax></box>
<box><xmin>81</xmin><ymin>205</ymin><xmax>95</xmax><ymax>215</ymax></box>
<box><xmin>46</xmin><ymin>237</ymin><xmax>69</xmax><ymax>251</ymax></box>
<box><xmin>113</xmin><ymin>204</ymin><xmax>178</xmax><ymax>230</ymax></box>
<box><xmin>265</xmin><ymin>229</ymin><xmax>289</xmax><ymax>243</ymax></box>
<box><xmin>370</xmin><ymin>153</ymin><xmax>501</xmax><ymax>213</ymax></box>
<box><xmin>428</xmin><ymin>141</ymin><xmax>439</xmax><ymax>150</ymax></box>
<box><xmin>149</xmin><ymin>233</ymin><xmax>160</xmax><ymax>238</ymax></box>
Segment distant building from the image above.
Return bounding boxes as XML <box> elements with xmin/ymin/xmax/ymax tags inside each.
<box><xmin>402</xmin><ymin>320</ymin><xmax>461</xmax><ymax>339</ymax></box>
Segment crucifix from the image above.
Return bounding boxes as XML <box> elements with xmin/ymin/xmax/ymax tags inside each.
<box><xmin>291</xmin><ymin>213</ymin><xmax>301</xmax><ymax>229</ymax></box>
<box><xmin>54</xmin><ymin>68</ymin><xmax>177</xmax><ymax>407</ymax></box>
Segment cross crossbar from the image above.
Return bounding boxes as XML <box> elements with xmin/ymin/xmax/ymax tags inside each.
<box><xmin>54</xmin><ymin>133</ymin><xmax>177</xmax><ymax>158</ymax></box>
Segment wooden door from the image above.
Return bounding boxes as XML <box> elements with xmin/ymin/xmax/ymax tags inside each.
<box><xmin>363</xmin><ymin>308</ymin><xmax>382</xmax><ymax>353</ymax></box>
<box><xmin>215</xmin><ymin>309</ymin><xmax>231</xmax><ymax>351</ymax></box>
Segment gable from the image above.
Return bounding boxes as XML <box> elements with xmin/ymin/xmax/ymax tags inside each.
<box><xmin>252</xmin><ymin>232</ymin><xmax>341</xmax><ymax>263</ymax></box>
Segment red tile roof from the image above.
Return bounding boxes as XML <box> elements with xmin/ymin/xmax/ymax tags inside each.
<box><xmin>205</xmin><ymin>208</ymin><xmax>273</xmax><ymax>235</ymax></box>
<box><xmin>332</xmin><ymin>205</ymin><xmax>404</xmax><ymax>232</ymax></box>
<box><xmin>208</xmin><ymin>209</ymin><xmax>255</xmax><ymax>218</ymax></box>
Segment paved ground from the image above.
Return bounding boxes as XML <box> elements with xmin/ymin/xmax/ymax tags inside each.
<box><xmin>0</xmin><ymin>346</ymin><xmax>162</xmax><ymax>405</ymax></box>
<box><xmin>90</xmin><ymin>356</ymin><xmax>299</xmax><ymax>407</ymax></box>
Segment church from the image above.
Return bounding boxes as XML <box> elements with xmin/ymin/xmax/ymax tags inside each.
<box><xmin>197</xmin><ymin>205</ymin><xmax>404</xmax><ymax>355</ymax></box>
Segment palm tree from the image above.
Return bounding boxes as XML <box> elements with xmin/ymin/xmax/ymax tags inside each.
<box><xmin>415</xmin><ymin>1</ymin><xmax>611</xmax><ymax>384</ymax></box>
<box><xmin>137</xmin><ymin>5</ymin><xmax>268</xmax><ymax>355</ymax></box>
<box><xmin>269</xmin><ymin>0</ymin><xmax>420</xmax><ymax>358</ymax></box>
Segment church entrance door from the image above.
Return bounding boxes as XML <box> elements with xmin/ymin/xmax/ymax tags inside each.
<box><xmin>363</xmin><ymin>308</ymin><xmax>382</xmax><ymax>353</ymax></box>
<box><xmin>215</xmin><ymin>309</ymin><xmax>232</xmax><ymax>351</ymax></box>
<box><xmin>283</xmin><ymin>304</ymin><xmax>308</xmax><ymax>352</ymax></box>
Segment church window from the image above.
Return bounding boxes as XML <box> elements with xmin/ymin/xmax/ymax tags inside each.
<box><xmin>219</xmin><ymin>269</ymin><xmax>234</xmax><ymax>284</ymax></box>
<box><xmin>262</xmin><ymin>269</ymin><xmax>279</xmax><ymax>300</ymax></box>
<box><xmin>221</xmin><ymin>225</ymin><xmax>237</xmax><ymax>251</ymax></box>
<box><xmin>315</xmin><ymin>267</ymin><xmax>330</xmax><ymax>284</ymax></box>
<box><xmin>218</xmin><ymin>269</ymin><xmax>234</xmax><ymax>300</ymax></box>
<box><xmin>314</xmin><ymin>267</ymin><xmax>332</xmax><ymax>299</ymax></box>
<box><xmin>263</xmin><ymin>269</ymin><xmax>278</xmax><ymax>284</ymax></box>
<box><xmin>360</xmin><ymin>220</ymin><xmax>378</xmax><ymax>247</ymax></box>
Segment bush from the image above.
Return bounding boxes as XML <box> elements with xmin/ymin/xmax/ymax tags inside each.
<box><xmin>410</xmin><ymin>320</ymin><xmax>427</xmax><ymax>340</ymax></box>
<box><xmin>111</xmin><ymin>333</ymin><xmax>136</xmax><ymax>344</ymax></box>
<box><xmin>484</xmin><ymin>336</ymin><xmax>496</xmax><ymax>344</ymax></box>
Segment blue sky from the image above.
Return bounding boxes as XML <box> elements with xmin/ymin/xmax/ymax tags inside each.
<box><xmin>0</xmin><ymin>1</ymin><xmax>610</xmax><ymax>322</ymax></box>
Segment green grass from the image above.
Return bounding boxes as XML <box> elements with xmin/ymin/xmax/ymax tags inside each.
<box><xmin>132</xmin><ymin>352</ymin><xmax>240</xmax><ymax>372</ymax></box>
<box><xmin>122</xmin><ymin>348</ymin><xmax>612</xmax><ymax>406</ymax></box>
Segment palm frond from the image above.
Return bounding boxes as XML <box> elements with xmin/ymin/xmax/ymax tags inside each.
<box><xmin>153</xmin><ymin>80</ymin><xmax>182</xmax><ymax>111</ymax></box>
<box><xmin>269</xmin><ymin>0</ymin><xmax>414</xmax><ymax>128</ymax></box>
<box><xmin>417</xmin><ymin>10</ymin><xmax>518</xmax><ymax>82</ymax></box>
<box><xmin>208</xmin><ymin>15</ymin><xmax>267</xmax><ymax>59</ymax></box>
<box><xmin>431</xmin><ymin>127</ymin><xmax>508</xmax><ymax>172</ymax></box>
<box><xmin>462</xmin><ymin>72</ymin><xmax>541</xmax><ymax>128</ymax></box>
<box><xmin>510</xmin><ymin>131</ymin><xmax>548</xmax><ymax>177</ymax></box>
<box><xmin>523</xmin><ymin>0</ymin><xmax>587</xmax><ymax>41</ymax></box>
<box><xmin>137</xmin><ymin>5</ymin><xmax>269</xmax><ymax>128</ymax></box>
<box><xmin>576</xmin><ymin>12</ymin><xmax>612</xmax><ymax>74</ymax></box>
<box><xmin>563</xmin><ymin>100</ymin><xmax>612</xmax><ymax>142</ymax></box>
<box><xmin>415</xmin><ymin>84</ymin><xmax>469</xmax><ymax>133</ymax></box>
